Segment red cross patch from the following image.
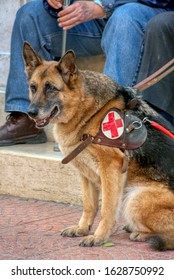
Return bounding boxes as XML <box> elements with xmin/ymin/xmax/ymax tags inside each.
<box><xmin>102</xmin><ymin>110</ymin><xmax>124</xmax><ymax>139</ymax></box>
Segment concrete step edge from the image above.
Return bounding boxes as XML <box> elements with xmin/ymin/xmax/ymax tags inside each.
<box><xmin>0</xmin><ymin>142</ymin><xmax>81</xmax><ymax>204</ymax></box>
<box><xmin>0</xmin><ymin>87</ymin><xmax>5</xmax><ymax>94</ymax></box>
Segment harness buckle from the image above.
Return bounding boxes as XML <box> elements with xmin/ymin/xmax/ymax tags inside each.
<box><xmin>126</xmin><ymin>120</ymin><xmax>142</xmax><ymax>133</ymax></box>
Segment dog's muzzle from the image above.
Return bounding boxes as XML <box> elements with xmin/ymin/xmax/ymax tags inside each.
<box><xmin>27</xmin><ymin>105</ymin><xmax>59</xmax><ymax>128</ymax></box>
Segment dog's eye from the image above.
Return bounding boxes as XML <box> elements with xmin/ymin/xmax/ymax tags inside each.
<box><xmin>44</xmin><ymin>81</ymin><xmax>57</xmax><ymax>93</ymax></box>
<box><xmin>30</xmin><ymin>83</ymin><xmax>37</xmax><ymax>94</ymax></box>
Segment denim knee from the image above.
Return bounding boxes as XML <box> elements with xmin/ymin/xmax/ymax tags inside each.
<box><xmin>102</xmin><ymin>3</ymin><xmax>150</xmax><ymax>50</ymax></box>
<box><xmin>108</xmin><ymin>3</ymin><xmax>149</xmax><ymax>31</ymax></box>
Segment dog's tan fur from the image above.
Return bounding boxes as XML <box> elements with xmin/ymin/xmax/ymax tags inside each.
<box><xmin>23</xmin><ymin>42</ymin><xmax>174</xmax><ymax>249</ymax></box>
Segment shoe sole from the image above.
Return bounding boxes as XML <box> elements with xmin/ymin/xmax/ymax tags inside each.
<box><xmin>0</xmin><ymin>133</ymin><xmax>47</xmax><ymax>147</ymax></box>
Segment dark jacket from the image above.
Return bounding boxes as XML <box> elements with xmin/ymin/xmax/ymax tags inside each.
<box><xmin>101</xmin><ymin>1</ymin><xmax>174</xmax><ymax>13</ymax></box>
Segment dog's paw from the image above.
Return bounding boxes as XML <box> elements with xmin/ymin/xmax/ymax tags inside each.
<box><xmin>79</xmin><ymin>235</ymin><xmax>105</xmax><ymax>247</ymax></box>
<box><xmin>61</xmin><ymin>226</ymin><xmax>89</xmax><ymax>237</ymax></box>
<box><xmin>123</xmin><ymin>224</ymin><xmax>132</xmax><ymax>233</ymax></box>
<box><xmin>130</xmin><ymin>231</ymin><xmax>150</xmax><ymax>242</ymax></box>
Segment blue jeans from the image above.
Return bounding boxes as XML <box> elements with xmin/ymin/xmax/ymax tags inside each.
<box><xmin>5</xmin><ymin>0</ymin><xmax>166</xmax><ymax>113</ymax></box>
<box><xmin>102</xmin><ymin>3</ymin><xmax>165</xmax><ymax>86</ymax></box>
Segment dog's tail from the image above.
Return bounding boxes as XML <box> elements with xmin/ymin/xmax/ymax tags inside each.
<box><xmin>147</xmin><ymin>232</ymin><xmax>174</xmax><ymax>251</ymax></box>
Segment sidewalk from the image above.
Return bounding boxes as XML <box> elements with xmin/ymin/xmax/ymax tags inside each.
<box><xmin>0</xmin><ymin>194</ymin><xmax>174</xmax><ymax>260</ymax></box>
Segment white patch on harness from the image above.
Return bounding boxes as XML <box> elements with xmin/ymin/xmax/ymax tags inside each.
<box><xmin>102</xmin><ymin>110</ymin><xmax>124</xmax><ymax>139</ymax></box>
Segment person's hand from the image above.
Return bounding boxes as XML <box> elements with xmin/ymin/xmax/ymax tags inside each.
<box><xmin>57</xmin><ymin>1</ymin><xmax>105</xmax><ymax>30</ymax></box>
<box><xmin>47</xmin><ymin>0</ymin><xmax>63</xmax><ymax>9</ymax></box>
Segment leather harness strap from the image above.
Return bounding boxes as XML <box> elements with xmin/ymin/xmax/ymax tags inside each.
<box><xmin>61</xmin><ymin>135</ymin><xmax>94</xmax><ymax>164</ymax></box>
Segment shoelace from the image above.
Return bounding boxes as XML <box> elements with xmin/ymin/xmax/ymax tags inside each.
<box><xmin>6</xmin><ymin>113</ymin><xmax>21</xmax><ymax>124</ymax></box>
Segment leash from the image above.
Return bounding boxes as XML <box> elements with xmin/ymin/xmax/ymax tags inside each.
<box><xmin>134</xmin><ymin>58</ymin><xmax>174</xmax><ymax>91</ymax></box>
<box><xmin>133</xmin><ymin>59</ymin><xmax>174</xmax><ymax>139</ymax></box>
<box><xmin>143</xmin><ymin>117</ymin><xmax>174</xmax><ymax>139</ymax></box>
<box><xmin>150</xmin><ymin>122</ymin><xmax>174</xmax><ymax>139</ymax></box>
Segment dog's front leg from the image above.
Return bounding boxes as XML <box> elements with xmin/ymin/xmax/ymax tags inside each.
<box><xmin>61</xmin><ymin>175</ymin><xmax>99</xmax><ymax>237</ymax></box>
<box><xmin>80</xmin><ymin>159</ymin><xmax>124</xmax><ymax>246</ymax></box>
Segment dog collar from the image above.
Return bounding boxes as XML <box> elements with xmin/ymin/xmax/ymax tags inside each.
<box><xmin>62</xmin><ymin>108</ymin><xmax>147</xmax><ymax>165</ymax></box>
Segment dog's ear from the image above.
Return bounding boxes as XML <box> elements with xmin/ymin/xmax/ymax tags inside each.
<box><xmin>57</xmin><ymin>50</ymin><xmax>77</xmax><ymax>85</ymax></box>
<box><xmin>23</xmin><ymin>41</ymin><xmax>43</xmax><ymax>78</ymax></box>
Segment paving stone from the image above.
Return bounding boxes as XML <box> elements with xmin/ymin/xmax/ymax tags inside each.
<box><xmin>0</xmin><ymin>194</ymin><xmax>174</xmax><ymax>260</ymax></box>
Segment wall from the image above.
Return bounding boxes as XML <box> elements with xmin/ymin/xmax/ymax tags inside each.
<box><xmin>0</xmin><ymin>0</ymin><xmax>30</xmax><ymax>89</ymax></box>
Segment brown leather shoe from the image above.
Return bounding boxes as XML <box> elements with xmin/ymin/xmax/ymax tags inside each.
<box><xmin>0</xmin><ymin>112</ymin><xmax>47</xmax><ymax>146</ymax></box>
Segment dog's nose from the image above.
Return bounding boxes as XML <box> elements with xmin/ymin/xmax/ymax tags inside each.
<box><xmin>27</xmin><ymin>105</ymin><xmax>39</xmax><ymax>119</ymax></box>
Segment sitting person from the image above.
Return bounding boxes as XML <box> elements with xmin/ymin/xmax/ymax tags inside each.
<box><xmin>137</xmin><ymin>11</ymin><xmax>174</xmax><ymax>126</ymax></box>
<box><xmin>0</xmin><ymin>0</ymin><xmax>174</xmax><ymax>146</ymax></box>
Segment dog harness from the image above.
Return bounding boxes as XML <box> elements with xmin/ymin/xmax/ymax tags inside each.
<box><xmin>62</xmin><ymin>59</ymin><xmax>174</xmax><ymax>168</ymax></box>
<box><xmin>61</xmin><ymin>105</ymin><xmax>151</xmax><ymax>175</ymax></box>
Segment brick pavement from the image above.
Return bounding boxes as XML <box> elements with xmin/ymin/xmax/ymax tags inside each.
<box><xmin>0</xmin><ymin>194</ymin><xmax>174</xmax><ymax>260</ymax></box>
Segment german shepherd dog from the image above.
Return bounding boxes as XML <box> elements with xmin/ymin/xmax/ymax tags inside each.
<box><xmin>23</xmin><ymin>42</ymin><xmax>174</xmax><ymax>250</ymax></box>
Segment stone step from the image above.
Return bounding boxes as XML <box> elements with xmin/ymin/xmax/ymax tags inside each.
<box><xmin>0</xmin><ymin>142</ymin><xmax>81</xmax><ymax>204</ymax></box>
<box><xmin>0</xmin><ymin>89</ymin><xmax>6</xmax><ymax>125</ymax></box>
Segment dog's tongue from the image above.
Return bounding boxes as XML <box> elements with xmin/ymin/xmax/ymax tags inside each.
<box><xmin>34</xmin><ymin>107</ymin><xmax>59</xmax><ymax>128</ymax></box>
<box><xmin>35</xmin><ymin>117</ymin><xmax>49</xmax><ymax>128</ymax></box>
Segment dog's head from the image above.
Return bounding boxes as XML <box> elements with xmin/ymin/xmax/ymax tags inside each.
<box><xmin>23</xmin><ymin>41</ymin><xmax>81</xmax><ymax>127</ymax></box>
